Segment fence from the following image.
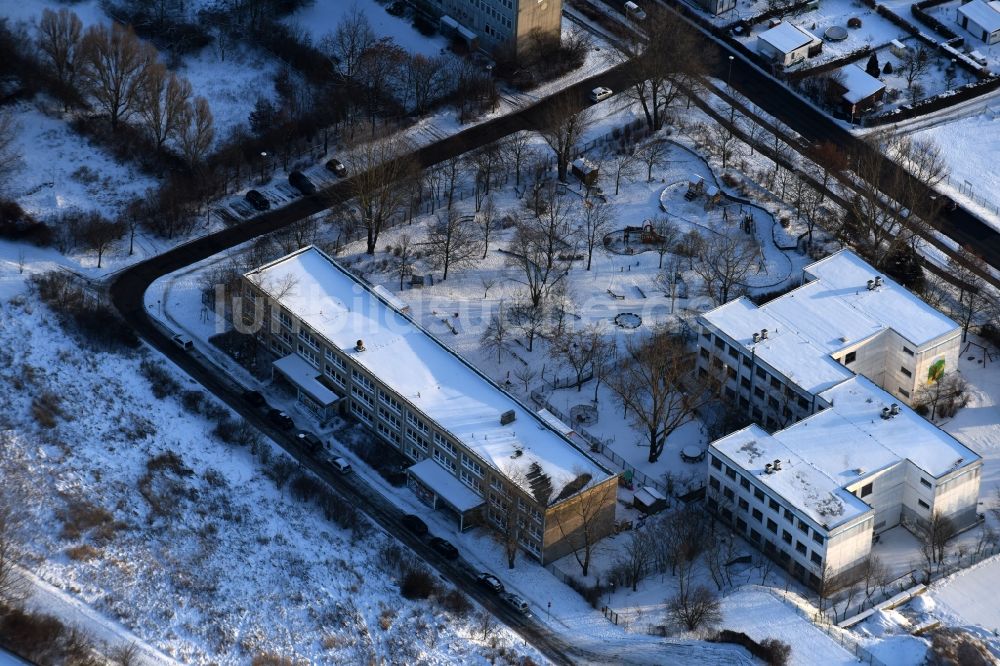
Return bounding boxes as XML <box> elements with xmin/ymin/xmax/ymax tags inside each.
<box><xmin>942</xmin><ymin>174</ymin><xmax>1000</xmax><ymax>218</ymax></box>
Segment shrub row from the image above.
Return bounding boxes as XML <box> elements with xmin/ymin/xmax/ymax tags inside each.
<box><xmin>711</xmin><ymin>630</ymin><xmax>791</xmax><ymax>666</ymax></box>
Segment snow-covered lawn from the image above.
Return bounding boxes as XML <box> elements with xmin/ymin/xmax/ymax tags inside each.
<box><xmin>930</xmin><ymin>554</ymin><xmax>1000</xmax><ymax>632</ymax></box>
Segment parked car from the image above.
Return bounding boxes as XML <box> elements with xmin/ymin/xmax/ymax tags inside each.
<box><xmin>401</xmin><ymin>514</ymin><xmax>428</xmax><ymax>536</ymax></box>
<box><xmin>245</xmin><ymin>189</ymin><xmax>270</xmax><ymax>211</ymax></box>
<box><xmin>296</xmin><ymin>430</ymin><xmax>323</xmax><ymax>453</ymax></box>
<box><xmin>330</xmin><ymin>456</ymin><xmax>352</xmax><ymax>473</ymax></box>
<box><xmin>476</xmin><ymin>572</ymin><xmax>504</xmax><ymax>594</ymax></box>
<box><xmin>624</xmin><ymin>1</ymin><xmax>647</xmax><ymax>20</ymax></box>
<box><xmin>325</xmin><ymin>158</ymin><xmax>347</xmax><ymax>177</ymax></box>
<box><xmin>267</xmin><ymin>408</ymin><xmax>294</xmax><ymax>430</ymax></box>
<box><xmin>386</xmin><ymin>1</ymin><xmax>406</xmax><ymax>16</ymax></box>
<box><xmin>429</xmin><ymin>537</ymin><xmax>459</xmax><ymax>560</ymax></box>
<box><xmin>171</xmin><ymin>334</ymin><xmax>193</xmax><ymax>351</ymax></box>
<box><xmin>288</xmin><ymin>171</ymin><xmax>317</xmax><ymax>195</ymax></box>
<box><xmin>589</xmin><ymin>86</ymin><xmax>613</xmax><ymax>103</ymax></box>
<box><xmin>500</xmin><ymin>592</ymin><xmax>532</xmax><ymax>616</ymax></box>
<box><xmin>242</xmin><ymin>389</ymin><xmax>267</xmax><ymax>408</ymax></box>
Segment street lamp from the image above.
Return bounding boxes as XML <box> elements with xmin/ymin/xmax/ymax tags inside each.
<box><xmin>259</xmin><ymin>151</ymin><xmax>268</xmax><ymax>182</ymax></box>
<box><xmin>608</xmin><ymin>581</ymin><xmax>615</xmax><ymax>604</ymax></box>
<box><xmin>727</xmin><ymin>55</ymin><xmax>735</xmax><ymax>89</ymax></box>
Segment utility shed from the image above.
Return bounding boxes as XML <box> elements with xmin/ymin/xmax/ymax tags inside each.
<box><xmin>831</xmin><ymin>64</ymin><xmax>886</xmax><ymax>115</ymax></box>
<box><xmin>756</xmin><ymin>22</ymin><xmax>822</xmax><ymax>66</ymax></box>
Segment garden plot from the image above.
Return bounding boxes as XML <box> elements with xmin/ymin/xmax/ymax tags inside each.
<box><xmin>927</xmin><ymin>0</ymin><xmax>1000</xmax><ymax>71</ymax></box>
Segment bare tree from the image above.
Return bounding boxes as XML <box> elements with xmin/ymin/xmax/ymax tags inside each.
<box><xmin>551</xmin><ymin>323</ymin><xmax>602</xmax><ymax>391</ymax></box>
<box><xmin>0</xmin><ymin>110</ymin><xmax>23</xmax><ymax>193</ymax></box>
<box><xmin>508</xmin><ymin>300</ymin><xmax>547</xmax><ymax>352</ymax></box>
<box><xmin>468</xmin><ymin>141</ymin><xmax>503</xmax><ymax>207</ymax></box>
<box><xmin>704</xmin><ymin>121</ymin><xmax>742</xmax><ymax>170</ymax></box>
<box><xmin>36</xmin><ymin>8</ymin><xmax>83</xmax><ymax>92</ymax></box>
<box><xmin>480</xmin><ymin>304</ymin><xmax>509</xmax><ymax>363</ymax></box>
<box><xmin>81</xmin><ymin>213</ymin><xmax>125</xmax><ymax>268</ymax></box>
<box><xmin>138</xmin><ymin>62</ymin><xmax>191</xmax><ymax>150</ymax></box>
<box><xmin>176</xmin><ymin>96</ymin><xmax>214</xmax><ymax>168</ymax></box>
<box><xmin>651</xmin><ymin>216</ymin><xmax>679</xmax><ymax>269</ymax></box>
<box><xmin>322</xmin><ymin>3</ymin><xmax>375</xmax><ymax>79</ymax></box>
<box><xmin>579</xmin><ymin>197</ymin><xmax>614</xmax><ymax>270</ymax></box>
<box><xmin>513</xmin><ymin>364</ymin><xmax>537</xmax><ymax>391</ymax></box>
<box><xmin>915</xmin><ymin>374</ymin><xmax>969</xmax><ymax>421</ymax></box>
<box><xmin>553</xmin><ymin>479</ymin><xmax>616</xmax><ymax>577</ymax></box>
<box><xmin>506</xmin><ymin>217</ymin><xmax>571</xmax><ymax>308</ymax></box>
<box><xmin>109</xmin><ymin>641</ymin><xmax>142</xmax><ymax>666</ymax></box>
<box><xmin>475</xmin><ymin>195</ymin><xmax>501</xmax><ymax>259</ymax></box>
<box><xmin>899</xmin><ymin>46</ymin><xmax>931</xmax><ymax>94</ymax></box>
<box><xmin>693</xmin><ymin>232</ymin><xmax>758</xmax><ymax>305</ymax></box>
<box><xmin>609</xmin><ymin>330</ymin><xmax>714</xmax><ymax>463</ymax></box>
<box><xmin>79</xmin><ymin>22</ymin><xmax>155</xmax><ymax>129</ymax></box>
<box><xmin>405</xmin><ymin>53</ymin><xmax>444</xmax><ymax>115</ymax></box>
<box><xmin>608</xmin><ymin>149</ymin><xmax>639</xmax><ymax>195</ymax></box>
<box><xmin>0</xmin><ymin>494</ymin><xmax>25</xmax><ymax>605</ymax></box>
<box><xmin>618</xmin><ymin>527</ymin><xmax>656</xmax><ymax>591</ymax></box>
<box><xmin>948</xmin><ymin>250</ymin><xmax>996</xmax><ymax>341</ymax></box>
<box><xmin>345</xmin><ymin>134</ymin><xmax>418</xmax><ymax>254</ymax></box>
<box><xmin>391</xmin><ymin>234</ymin><xmax>416</xmax><ymax>290</ymax></box>
<box><xmin>666</xmin><ymin>583</ymin><xmax>721</xmax><ymax>632</ymax></box>
<box><xmin>861</xmin><ymin>553</ymin><xmax>887</xmax><ymax>605</ymax></box>
<box><xmin>480</xmin><ymin>275</ymin><xmax>498</xmax><ymax>298</ymax></box>
<box><xmin>923</xmin><ymin>512</ymin><xmax>956</xmax><ymax>567</ymax></box>
<box><xmin>536</xmin><ymin>98</ymin><xmax>593</xmax><ymax>182</ymax></box>
<box><xmin>500</xmin><ymin>131</ymin><xmax>536</xmax><ymax>189</ymax></box>
<box><xmin>423</xmin><ymin>208</ymin><xmax>482</xmax><ymax>280</ymax></box>
<box><xmin>636</xmin><ymin>138</ymin><xmax>669</xmax><ymax>182</ymax></box>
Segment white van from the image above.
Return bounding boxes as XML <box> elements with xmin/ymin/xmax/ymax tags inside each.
<box><xmin>589</xmin><ymin>86</ymin><xmax>613</xmax><ymax>103</ymax></box>
<box><xmin>624</xmin><ymin>1</ymin><xmax>647</xmax><ymax>20</ymax></box>
<box><xmin>171</xmin><ymin>334</ymin><xmax>194</xmax><ymax>351</ymax></box>
<box><xmin>330</xmin><ymin>456</ymin><xmax>352</xmax><ymax>474</ymax></box>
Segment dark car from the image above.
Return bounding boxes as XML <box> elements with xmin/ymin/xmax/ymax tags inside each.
<box><xmin>325</xmin><ymin>158</ymin><xmax>347</xmax><ymax>177</ymax></box>
<box><xmin>267</xmin><ymin>408</ymin><xmax>294</xmax><ymax>430</ymax></box>
<box><xmin>429</xmin><ymin>536</ymin><xmax>458</xmax><ymax>560</ymax></box>
<box><xmin>288</xmin><ymin>171</ymin><xmax>317</xmax><ymax>196</ymax></box>
<box><xmin>476</xmin><ymin>572</ymin><xmax>504</xmax><ymax>594</ymax></box>
<box><xmin>400</xmin><ymin>514</ymin><xmax>428</xmax><ymax>536</ymax></box>
<box><xmin>245</xmin><ymin>189</ymin><xmax>270</xmax><ymax>211</ymax></box>
<box><xmin>296</xmin><ymin>430</ymin><xmax>323</xmax><ymax>453</ymax></box>
<box><xmin>242</xmin><ymin>389</ymin><xmax>267</xmax><ymax>408</ymax></box>
<box><xmin>386</xmin><ymin>1</ymin><xmax>406</xmax><ymax>16</ymax></box>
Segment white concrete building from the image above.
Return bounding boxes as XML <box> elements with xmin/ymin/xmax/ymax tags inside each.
<box><xmin>697</xmin><ymin>249</ymin><xmax>961</xmax><ymax>432</ymax></box>
<box><xmin>708</xmin><ymin>377</ymin><xmax>982</xmax><ymax>590</ymax></box>
<box><xmin>242</xmin><ymin>246</ymin><xmax>618</xmax><ymax>563</ymax></box>
<box><xmin>756</xmin><ymin>22</ymin><xmax>822</xmax><ymax>67</ymax></box>
<box><xmin>958</xmin><ymin>0</ymin><xmax>1000</xmax><ymax>45</ymax></box>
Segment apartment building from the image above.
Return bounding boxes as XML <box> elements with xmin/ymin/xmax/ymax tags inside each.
<box><xmin>699</xmin><ymin>250</ymin><xmax>979</xmax><ymax>590</ymax></box>
<box><xmin>242</xmin><ymin>246</ymin><xmax>617</xmax><ymax>564</ymax></box>
<box><xmin>416</xmin><ymin>0</ymin><xmax>562</xmax><ymax>54</ymax></box>
<box><xmin>708</xmin><ymin>376</ymin><xmax>981</xmax><ymax>590</ymax></box>
<box><xmin>696</xmin><ymin>249</ymin><xmax>961</xmax><ymax>431</ymax></box>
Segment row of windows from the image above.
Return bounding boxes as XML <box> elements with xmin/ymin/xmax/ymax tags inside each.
<box><xmin>709</xmin><ymin>497</ymin><xmax>824</xmax><ymax>568</ymax></box>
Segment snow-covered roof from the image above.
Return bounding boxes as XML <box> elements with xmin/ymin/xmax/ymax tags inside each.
<box><xmin>701</xmin><ymin>250</ymin><xmax>959</xmax><ymax>394</ymax></box>
<box><xmin>836</xmin><ymin>64</ymin><xmax>886</xmax><ymax>105</ymax></box>
<box><xmin>246</xmin><ymin>247</ymin><xmax>613</xmax><ymax>505</ymax></box>
<box><xmin>273</xmin><ymin>352</ymin><xmax>339</xmax><ymax>405</ymax></box>
<box><xmin>959</xmin><ymin>0</ymin><xmax>1000</xmax><ymax>33</ymax></box>
<box><xmin>712</xmin><ymin>425</ymin><xmax>872</xmax><ymax>530</ymax></box>
<box><xmin>758</xmin><ymin>22</ymin><xmax>820</xmax><ymax>54</ymax></box>
<box><xmin>713</xmin><ymin>376</ymin><xmax>981</xmax><ymax>529</ymax></box>
<box><xmin>408</xmin><ymin>459</ymin><xmax>485</xmax><ymax>512</ymax></box>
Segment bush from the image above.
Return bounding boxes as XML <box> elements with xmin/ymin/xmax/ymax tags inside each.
<box><xmin>0</xmin><ymin>199</ymin><xmax>52</xmax><ymax>246</ymax></box>
<box><xmin>712</xmin><ymin>631</ymin><xmax>791</xmax><ymax>665</ymax></box>
<box><xmin>436</xmin><ymin>588</ymin><xmax>472</xmax><ymax>618</ymax></box>
<box><xmin>289</xmin><ymin>472</ymin><xmax>323</xmax><ymax>502</ymax></box>
<box><xmin>30</xmin><ymin>391</ymin><xmax>64</xmax><ymax>429</ymax></box>
<box><xmin>140</xmin><ymin>360</ymin><xmax>181</xmax><ymax>400</ymax></box>
<box><xmin>0</xmin><ymin>606</ymin><xmax>99</xmax><ymax>664</ymax></box>
<box><xmin>30</xmin><ymin>272</ymin><xmax>139</xmax><ymax>350</ymax></box>
<box><xmin>566</xmin><ymin>576</ymin><xmax>604</xmax><ymax>608</ymax></box>
<box><xmin>400</xmin><ymin>568</ymin><xmax>437</xmax><ymax>600</ymax></box>
<box><xmin>180</xmin><ymin>390</ymin><xmax>205</xmax><ymax>414</ymax></box>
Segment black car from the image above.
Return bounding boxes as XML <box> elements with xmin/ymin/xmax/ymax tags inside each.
<box><xmin>242</xmin><ymin>389</ymin><xmax>266</xmax><ymax>408</ymax></box>
<box><xmin>429</xmin><ymin>536</ymin><xmax>458</xmax><ymax>560</ymax></box>
<box><xmin>296</xmin><ymin>430</ymin><xmax>323</xmax><ymax>453</ymax></box>
<box><xmin>400</xmin><ymin>514</ymin><xmax>428</xmax><ymax>536</ymax></box>
<box><xmin>288</xmin><ymin>171</ymin><xmax>317</xmax><ymax>196</ymax></box>
<box><xmin>267</xmin><ymin>408</ymin><xmax>294</xmax><ymax>430</ymax></box>
<box><xmin>476</xmin><ymin>572</ymin><xmax>504</xmax><ymax>594</ymax></box>
<box><xmin>245</xmin><ymin>189</ymin><xmax>270</xmax><ymax>211</ymax></box>
<box><xmin>325</xmin><ymin>158</ymin><xmax>347</xmax><ymax>177</ymax></box>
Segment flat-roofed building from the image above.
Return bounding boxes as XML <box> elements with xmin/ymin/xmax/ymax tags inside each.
<box><xmin>415</xmin><ymin>0</ymin><xmax>562</xmax><ymax>56</ymax></box>
<box><xmin>242</xmin><ymin>246</ymin><xmax>617</xmax><ymax>563</ymax></box>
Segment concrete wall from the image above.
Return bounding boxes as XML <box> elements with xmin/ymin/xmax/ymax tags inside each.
<box><xmin>541</xmin><ymin>476</ymin><xmax>618</xmax><ymax>564</ymax></box>
<box><xmin>515</xmin><ymin>0</ymin><xmax>562</xmax><ymax>47</ymax></box>
<box><xmin>825</xmin><ymin>515</ymin><xmax>875</xmax><ymax>583</ymax></box>
<box><xmin>846</xmin><ymin>463</ymin><xmax>906</xmax><ymax>533</ymax></box>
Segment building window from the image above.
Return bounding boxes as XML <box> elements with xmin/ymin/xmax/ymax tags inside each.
<box><xmin>723</xmin><ymin>487</ymin><xmax>735</xmax><ymax>500</ymax></box>
<box><xmin>711</xmin><ymin>455</ymin><xmax>722</xmax><ymax>471</ymax></box>
<box><xmin>406</xmin><ymin>428</ymin><xmax>429</xmax><ymax>451</ymax></box>
<box><xmin>433</xmin><ymin>448</ymin><xmax>457</xmax><ymax>472</ymax></box>
<box><xmin>797</xmin><ymin>520</ymin><xmax>809</xmax><ymax>535</ymax></box>
<box><xmin>725</xmin><ymin>387</ymin><xmax>736</xmax><ymax>400</ymax></box>
<box><xmin>351</xmin><ymin>369</ymin><xmax>375</xmax><ymax>392</ymax></box>
<box><xmin>754</xmin><ymin>387</ymin><xmax>765</xmax><ymax>399</ymax></box>
<box><xmin>811</xmin><ymin>552</ymin><xmax>823</xmax><ymax>566</ymax></box>
<box><xmin>727</xmin><ymin>367</ymin><xmax>737</xmax><ymax>380</ymax></box>
<box><xmin>702</xmin><ymin>329</ymin><xmax>712</xmax><ymax>340</ymax></box>
<box><xmin>461</xmin><ymin>454</ymin><xmax>484</xmax><ymax>478</ymax></box>
<box><xmin>769</xmin><ymin>498</ymin><xmax>779</xmax><ymax>511</ymax></box>
<box><xmin>434</xmin><ymin>433</ymin><xmax>457</xmax><ymax>456</ymax></box>
<box><xmin>784</xmin><ymin>508</ymin><xmax>794</xmax><ymax>522</ymax></box>
<box><xmin>920</xmin><ymin>477</ymin><xmax>932</xmax><ymax>489</ymax></box>
<box><xmin>768</xmin><ymin>396</ymin><xmax>779</xmax><ymax>409</ymax></box>
<box><xmin>297</xmin><ymin>344</ymin><xmax>319</xmax><ymax>368</ymax></box>
<box><xmin>767</xmin><ymin>518</ymin><xmax>778</xmax><ymax>533</ymax></box>
<box><xmin>725</xmin><ymin>468</ymin><xmax>737</xmax><ymax>481</ymax></box>
<box><xmin>752</xmin><ymin>508</ymin><xmax>763</xmax><ymax>522</ymax></box>
<box><xmin>378</xmin><ymin>389</ymin><xmax>401</xmax><ymax>413</ymax></box>
<box><xmin>700</xmin><ymin>348</ymin><xmax>710</xmax><ymax>360</ymax></box>
<box><xmin>752</xmin><ymin>407</ymin><xmax>763</xmax><ymax>420</ymax></box>
<box><xmin>460</xmin><ymin>468</ymin><xmax>483</xmax><ymax>493</ymax></box>
<box><xmin>754</xmin><ymin>488</ymin><xmax>765</xmax><ymax>501</ymax></box>
<box><xmin>736</xmin><ymin>517</ymin><xmax>748</xmax><ymax>531</ymax></box>
<box><xmin>899</xmin><ymin>388</ymin><xmax>910</xmax><ymax>398</ymax></box>
<box><xmin>900</xmin><ymin>366</ymin><xmax>912</xmax><ymax>378</ymax></box>
<box><xmin>728</xmin><ymin>345</ymin><xmax>739</xmax><ymax>359</ymax></box>
<box><xmin>740</xmin><ymin>377</ymin><xmax>751</xmax><ymax>389</ymax></box>
<box><xmin>770</xmin><ymin>376</ymin><xmax>781</xmax><ymax>390</ymax></box>
<box><xmin>351</xmin><ymin>385</ymin><xmax>374</xmax><ymax>407</ymax></box>
<box><xmin>782</xmin><ymin>530</ymin><xmax>792</xmax><ymax>545</ymax></box>
<box><xmin>860</xmin><ymin>483</ymin><xmax>873</xmax><ymax>498</ymax></box>
<box><xmin>298</xmin><ymin>328</ymin><xmax>319</xmax><ymax>350</ymax></box>
<box><xmin>709</xmin><ymin>476</ymin><xmax>720</xmax><ymax>490</ymax></box>
<box><xmin>918</xmin><ymin>499</ymin><xmax>930</xmax><ymax>510</ymax></box>
<box><xmin>325</xmin><ymin>348</ymin><xmax>347</xmax><ymax>370</ymax></box>
<box><xmin>795</xmin><ymin>541</ymin><xmax>807</xmax><ymax>555</ymax></box>
<box><xmin>738</xmin><ymin>498</ymin><xmax>749</xmax><ymax>511</ymax></box>
<box><xmin>740</xmin><ymin>477</ymin><xmax>750</xmax><ymax>490</ymax></box>
<box><xmin>715</xmin><ymin>337</ymin><xmax>725</xmax><ymax>350</ymax></box>
<box><xmin>812</xmin><ymin>532</ymin><xmax>824</xmax><ymax>545</ymax></box>
<box><xmin>756</xmin><ymin>367</ymin><xmax>766</xmax><ymax>380</ymax></box>
<box><xmin>749</xmin><ymin>528</ymin><xmax>761</xmax><ymax>543</ymax></box>
<box><xmin>844</xmin><ymin>351</ymin><xmax>856</xmax><ymax>364</ymax></box>
<box><xmin>902</xmin><ymin>346</ymin><xmax>914</xmax><ymax>356</ymax></box>
<box><xmin>798</xmin><ymin>397</ymin><xmax>810</xmax><ymax>410</ymax></box>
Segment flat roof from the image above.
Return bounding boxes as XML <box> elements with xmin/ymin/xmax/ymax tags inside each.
<box><xmin>273</xmin><ymin>353</ymin><xmax>339</xmax><ymax>405</ymax></box>
<box><xmin>246</xmin><ymin>247</ymin><xmax>613</xmax><ymax>505</ymax></box>
<box><xmin>712</xmin><ymin>424</ymin><xmax>872</xmax><ymax>529</ymax></box>
<box><xmin>409</xmin><ymin>459</ymin><xmax>485</xmax><ymax>512</ymax></box>
<box><xmin>701</xmin><ymin>250</ymin><xmax>959</xmax><ymax>394</ymax></box>
<box><xmin>758</xmin><ymin>22</ymin><xmax>819</xmax><ymax>54</ymax></box>
<box><xmin>959</xmin><ymin>0</ymin><xmax>1000</xmax><ymax>33</ymax></box>
<box><xmin>837</xmin><ymin>64</ymin><xmax>886</xmax><ymax>104</ymax></box>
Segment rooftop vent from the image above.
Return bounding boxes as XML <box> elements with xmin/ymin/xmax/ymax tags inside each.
<box><xmin>511</xmin><ymin>448</ymin><xmax>523</xmax><ymax>459</ymax></box>
<box><xmin>890</xmin><ymin>403</ymin><xmax>900</xmax><ymax>416</ymax></box>
<box><xmin>355</xmin><ymin>339</ymin><xmax>365</xmax><ymax>352</ymax></box>
<box><xmin>764</xmin><ymin>462</ymin><xmax>774</xmax><ymax>474</ymax></box>
<box><xmin>880</xmin><ymin>407</ymin><xmax>891</xmax><ymax>420</ymax></box>
<box><xmin>875</xmin><ymin>276</ymin><xmax>883</xmax><ymax>288</ymax></box>
<box><xmin>867</xmin><ymin>279</ymin><xmax>875</xmax><ymax>291</ymax></box>
<box><xmin>752</xmin><ymin>332</ymin><xmax>761</xmax><ymax>344</ymax></box>
<box><xmin>772</xmin><ymin>459</ymin><xmax>782</xmax><ymax>471</ymax></box>
<box><xmin>500</xmin><ymin>409</ymin><xmax>516</xmax><ymax>426</ymax></box>
<box><xmin>761</xmin><ymin>328</ymin><xmax>769</xmax><ymax>340</ymax></box>
<box><xmin>854</xmin><ymin>467</ymin><xmax>865</xmax><ymax>475</ymax></box>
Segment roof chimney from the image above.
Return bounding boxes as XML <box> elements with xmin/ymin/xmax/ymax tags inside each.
<box><xmin>765</xmin><ymin>462</ymin><xmax>773</xmax><ymax>474</ymax></box>
<box><xmin>752</xmin><ymin>332</ymin><xmax>761</xmax><ymax>344</ymax></box>
<box><xmin>874</xmin><ymin>276</ymin><xmax>883</xmax><ymax>288</ymax></box>
<box><xmin>761</xmin><ymin>328</ymin><xmax>769</xmax><ymax>340</ymax></box>
<box><xmin>880</xmin><ymin>407</ymin><xmax>891</xmax><ymax>419</ymax></box>
<box><xmin>355</xmin><ymin>339</ymin><xmax>365</xmax><ymax>352</ymax></box>
<box><xmin>772</xmin><ymin>459</ymin><xmax>782</xmax><ymax>471</ymax></box>
<box><xmin>867</xmin><ymin>279</ymin><xmax>875</xmax><ymax>291</ymax></box>
<box><xmin>890</xmin><ymin>403</ymin><xmax>900</xmax><ymax>416</ymax></box>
